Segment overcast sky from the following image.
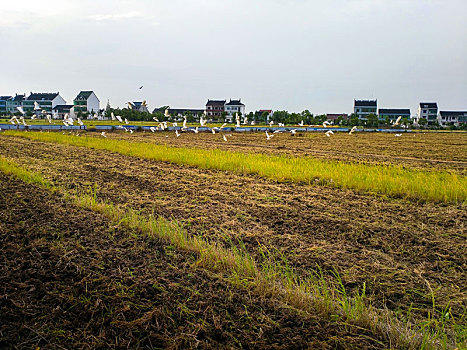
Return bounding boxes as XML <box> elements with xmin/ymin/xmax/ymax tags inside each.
<box><xmin>1</xmin><ymin>0</ymin><xmax>466</xmax><ymax>114</ymax></box>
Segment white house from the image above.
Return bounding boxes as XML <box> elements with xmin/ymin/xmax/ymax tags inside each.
<box><xmin>73</xmin><ymin>91</ymin><xmax>100</xmax><ymax>114</ymax></box>
<box><xmin>224</xmin><ymin>99</ymin><xmax>245</xmax><ymax>117</ymax></box>
<box><xmin>23</xmin><ymin>92</ymin><xmax>66</xmax><ymax>113</ymax></box>
<box><xmin>438</xmin><ymin>111</ymin><xmax>467</xmax><ymax>127</ymax></box>
<box><xmin>417</xmin><ymin>102</ymin><xmax>438</xmax><ymax>125</ymax></box>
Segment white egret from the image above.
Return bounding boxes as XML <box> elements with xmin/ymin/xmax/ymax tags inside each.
<box><xmin>153</xmin><ymin>117</ymin><xmax>159</xmax><ymax>122</ymax></box>
<box><xmin>269</xmin><ymin>121</ymin><xmax>274</xmax><ymax>127</ymax></box>
<box><xmin>16</xmin><ymin>106</ymin><xmax>25</xmax><ymax>115</ymax></box>
<box><xmin>395</xmin><ymin>133</ymin><xmax>402</xmax><ymax>137</ymax></box>
<box><xmin>323</xmin><ymin>121</ymin><xmax>331</xmax><ymax>127</ymax></box>
<box><xmin>290</xmin><ymin>129</ymin><xmax>297</xmax><ymax>135</ymax></box>
<box><xmin>34</xmin><ymin>101</ymin><xmax>40</xmax><ymax>110</ymax></box>
<box><xmin>165</xmin><ymin>108</ymin><xmax>170</xmax><ymax>118</ymax></box>
<box><xmin>125</xmin><ymin>118</ymin><xmax>129</xmax><ymax>124</ymax></box>
<box><xmin>130</xmin><ymin>129</ymin><xmax>134</xmax><ymax>134</ymax></box>
<box><xmin>101</xmin><ymin>132</ymin><xmax>107</xmax><ymax>138</ymax></box>
<box><xmin>182</xmin><ymin>116</ymin><xmax>187</xmax><ymax>129</ymax></box>
<box><xmin>115</xmin><ymin>115</ymin><xmax>123</xmax><ymax>123</ymax></box>
<box><xmin>298</xmin><ymin>120</ymin><xmax>304</xmax><ymax>127</ymax></box>
<box><xmin>150</xmin><ymin>127</ymin><xmax>156</xmax><ymax>133</ymax></box>
<box><xmin>394</xmin><ymin>116</ymin><xmax>402</xmax><ymax>126</ymax></box>
<box><xmin>223</xmin><ymin>134</ymin><xmax>228</xmax><ymax>142</ymax></box>
<box><xmin>265</xmin><ymin>131</ymin><xmax>274</xmax><ymax>140</ymax></box>
<box><xmin>211</xmin><ymin>128</ymin><xmax>216</xmax><ymax>134</ymax></box>
<box><xmin>175</xmin><ymin>130</ymin><xmax>181</xmax><ymax>137</ymax></box>
<box><xmin>325</xmin><ymin>130</ymin><xmax>334</xmax><ymax>137</ymax></box>
<box><xmin>77</xmin><ymin>118</ymin><xmax>84</xmax><ymax>126</ymax></box>
<box><xmin>111</xmin><ymin>112</ymin><xmax>116</xmax><ymax>121</ymax></box>
<box><xmin>172</xmin><ymin>122</ymin><xmax>177</xmax><ymax>127</ymax></box>
<box><xmin>273</xmin><ymin>130</ymin><xmax>282</xmax><ymax>134</ymax></box>
<box><xmin>349</xmin><ymin>126</ymin><xmax>357</xmax><ymax>135</ymax></box>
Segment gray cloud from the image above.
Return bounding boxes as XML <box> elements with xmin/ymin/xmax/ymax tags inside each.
<box><xmin>0</xmin><ymin>0</ymin><xmax>466</xmax><ymax>114</ymax></box>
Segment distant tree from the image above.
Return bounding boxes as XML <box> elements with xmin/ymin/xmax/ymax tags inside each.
<box><xmin>418</xmin><ymin>118</ymin><xmax>427</xmax><ymax>127</ymax></box>
<box><xmin>366</xmin><ymin>113</ymin><xmax>378</xmax><ymax>127</ymax></box>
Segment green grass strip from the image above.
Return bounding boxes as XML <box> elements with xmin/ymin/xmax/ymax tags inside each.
<box><xmin>3</xmin><ymin>130</ymin><xmax>466</xmax><ymax>204</ymax></box>
<box><xmin>1</xmin><ymin>156</ymin><xmax>463</xmax><ymax>349</ymax></box>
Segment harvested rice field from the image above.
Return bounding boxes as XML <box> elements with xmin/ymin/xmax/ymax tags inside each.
<box><xmin>0</xmin><ymin>130</ymin><xmax>466</xmax><ymax>349</ymax></box>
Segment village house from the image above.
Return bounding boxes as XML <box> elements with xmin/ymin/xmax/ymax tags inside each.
<box><xmin>438</xmin><ymin>111</ymin><xmax>467</xmax><ymax>127</ymax></box>
<box><xmin>354</xmin><ymin>99</ymin><xmax>377</xmax><ymax>120</ymax></box>
<box><xmin>73</xmin><ymin>91</ymin><xmax>100</xmax><ymax>114</ymax></box>
<box><xmin>417</xmin><ymin>102</ymin><xmax>438</xmax><ymax>125</ymax></box>
<box><xmin>6</xmin><ymin>94</ymin><xmax>25</xmax><ymax>114</ymax></box>
<box><xmin>205</xmin><ymin>99</ymin><xmax>226</xmax><ymax>118</ymax></box>
<box><xmin>378</xmin><ymin>108</ymin><xmax>411</xmax><ymax>121</ymax></box>
<box><xmin>22</xmin><ymin>92</ymin><xmax>66</xmax><ymax>113</ymax></box>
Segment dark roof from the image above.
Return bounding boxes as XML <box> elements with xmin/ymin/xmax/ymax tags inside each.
<box><xmin>132</xmin><ymin>101</ymin><xmax>143</xmax><ymax>109</ymax></box>
<box><xmin>11</xmin><ymin>94</ymin><xmax>25</xmax><ymax>102</ymax></box>
<box><xmin>53</xmin><ymin>104</ymin><xmax>73</xmax><ymax>112</ymax></box>
<box><xmin>419</xmin><ymin>102</ymin><xmax>437</xmax><ymax>109</ymax></box>
<box><xmin>378</xmin><ymin>109</ymin><xmax>411</xmax><ymax>115</ymax></box>
<box><xmin>27</xmin><ymin>92</ymin><xmax>59</xmax><ymax>101</ymax></box>
<box><xmin>439</xmin><ymin>111</ymin><xmax>467</xmax><ymax>117</ymax></box>
<box><xmin>206</xmin><ymin>99</ymin><xmax>226</xmax><ymax>106</ymax></box>
<box><xmin>257</xmin><ymin>109</ymin><xmax>272</xmax><ymax>113</ymax></box>
<box><xmin>354</xmin><ymin>99</ymin><xmax>377</xmax><ymax>107</ymax></box>
<box><xmin>225</xmin><ymin>99</ymin><xmax>244</xmax><ymax>106</ymax></box>
<box><xmin>74</xmin><ymin>91</ymin><xmax>94</xmax><ymax>101</ymax></box>
<box><xmin>0</xmin><ymin>96</ymin><xmax>12</xmax><ymax>100</ymax></box>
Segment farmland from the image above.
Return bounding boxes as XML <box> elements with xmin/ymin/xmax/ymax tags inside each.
<box><xmin>0</xmin><ymin>130</ymin><xmax>466</xmax><ymax>349</ymax></box>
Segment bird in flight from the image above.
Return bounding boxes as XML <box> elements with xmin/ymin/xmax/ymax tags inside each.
<box><xmin>325</xmin><ymin>130</ymin><xmax>334</xmax><ymax>137</ymax></box>
<box><xmin>139</xmin><ymin>85</ymin><xmax>143</xmax><ymax>89</ymax></box>
<box><xmin>265</xmin><ymin>131</ymin><xmax>274</xmax><ymax>140</ymax></box>
<box><xmin>323</xmin><ymin>121</ymin><xmax>331</xmax><ymax>127</ymax></box>
<box><xmin>101</xmin><ymin>132</ymin><xmax>107</xmax><ymax>138</ymax></box>
<box><xmin>349</xmin><ymin>126</ymin><xmax>357</xmax><ymax>135</ymax></box>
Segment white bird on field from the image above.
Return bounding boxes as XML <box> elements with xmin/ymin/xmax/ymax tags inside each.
<box><xmin>125</xmin><ymin>118</ymin><xmax>129</xmax><ymax>125</ymax></box>
<box><xmin>77</xmin><ymin>118</ymin><xmax>84</xmax><ymax>126</ymax></box>
<box><xmin>175</xmin><ymin>130</ymin><xmax>181</xmax><ymax>137</ymax></box>
<box><xmin>211</xmin><ymin>128</ymin><xmax>216</xmax><ymax>134</ymax></box>
<box><xmin>158</xmin><ymin>122</ymin><xmax>165</xmax><ymax>131</ymax></box>
<box><xmin>393</xmin><ymin>116</ymin><xmax>402</xmax><ymax>126</ymax></box>
<box><xmin>323</xmin><ymin>121</ymin><xmax>331</xmax><ymax>127</ymax></box>
<box><xmin>298</xmin><ymin>120</ymin><xmax>304</xmax><ymax>126</ymax></box>
<box><xmin>251</xmin><ymin>120</ymin><xmax>255</xmax><ymax>125</ymax></box>
<box><xmin>192</xmin><ymin>127</ymin><xmax>199</xmax><ymax>133</ymax></box>
<box><xmin>101</xmin><ymin>132</ymin><xmax>107</xmax><ymax>138</ymax></box>
<box><xmin>200</xmin><ymin>114</ymin><xmax>207</xmax><ymax>126</ymax></box>
<box><xmin>130</xmin><ymin>129</ymin><xmax>134</xmax><ymax>134</ymax></box>
<box><xmin>325</xmin><ymin>130</ymin><xmax>334</xmax><ymax>137</ymax></box>
<box><xmin>31</xmin><ymin>114</ymin><xmax>36</xmax><ymax>120</ymax></box>
<box><xmin>242</xmin><ymin>115</ymin><xmax>248</xmax><ymax>125</ymax></box>
<box><xmin>9</xmin><ymin>116</ymin><xmax>18</xmax><ymax>124</ymax></box>
<box><xmin>278</xmin><ymin>122</ymin><xmax>284</xmax><ymax>127</ymax></box>
<box><xmin>265</xmin><ymin>131</ymin><xmax>274</xmax><ymax>140</ymax></box>
<box><xmin>235</xmin><ymin>113</ymin><xmax>241</xmax><ymax>128</ymax></box>
<box><xmin>111</xmin><ymin>112</ymin><xmax>116</xmax><ymax>121</ymax></box>
<box><xmin>395</xmin><ymin>133</ymin><xmax>402</xmax><ymax>137</ymax></box>
<box><xmin>273</xmin><ymin>130</ymin><xmax>282</xmax><ymax>134</ymax></box>
<box><xmin>150</xmin><ymin>126</ymin><xmax>156</xmax><ymax>132</ymax></box>
<box><xmin>172</xmin><ymin>122</ymin><xmax>177</xmax><ymax>127</ymax></box>
<box><xmin>349</xmin><ymin>126</ymin><xmax>357</xmax><ymax>135</ymax></box>
<box><xmin>182</xmin><ymin>116</ymin><xmax>187</xmax><ymax>129</ymax></box>
<box><xmin>223</xmin><ymin>134</ymin><xmax>228</xmax><ymax>142</ymax></box>
<box><xmin>46</xmin><ymin>114</ymin><xmax>52</xmax><ymax>123</ymax></box>
<box><xmin>290</xmin><ymin>129</ymin><xmax>297</xmax><ymax>135</ymax></box>
<box><xmin>269</xmin><ymin>121</ymin><xmax>274</xmax><ymax>127</ymax></box>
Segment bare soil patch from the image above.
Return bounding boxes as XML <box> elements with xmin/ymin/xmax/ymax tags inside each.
<box><xmin>0</xmin><ymin>135</ymin><xmax>465</xmax><ymax>324</ymax></box>
<box><xmin>0</xmin><ymin>172</ymin><xmax>390</xmax><ymax>349</ymax></box>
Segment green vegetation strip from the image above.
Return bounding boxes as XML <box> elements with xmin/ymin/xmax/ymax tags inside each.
<box><xmin>5</xmin><ymin>131</ymin><xmax>466</xmax><ymax>204</ymax></box>
<box><xmin>1</xmin><ymin>155</ymin><xmax>464</xmax><ymax>349</ymax></box>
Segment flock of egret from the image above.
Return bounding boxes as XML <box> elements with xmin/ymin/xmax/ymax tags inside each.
<box><xmin>5</xmin><ymin>107</ymin><xmax>406</xmax><ymax>139</ymax></box>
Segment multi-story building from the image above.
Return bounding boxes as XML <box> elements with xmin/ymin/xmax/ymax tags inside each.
<box><xmin>0</xmin><ymin>96</ymin><xmax>12</xmax><ymax>114</ymax></box>
<box><xmin>417</xmin><ymin>102</ymin><xmax>438</xmax><ymax>125</ymax></box>
<box><xmin>378</xmin><ymin>108</ymin><xmax>411</xmax><ymax>121</ymax></box>
<box><xmin>23</xmin><ymin>92</ymin><xmax>66</xmax><ymax>113</ymax></box>
<box><xmin>438</xmin><ymin>111</ymin><xmax>467</xmax><ymax>127</ymax></box>
<box><xmin>205</xmin><ymin>100</ymin><xmax>226</xmax><ymax>117</ymax></box>
<box><xmin>354</xmin><ymin>100</ymin><xmax>377</xmax><ymax>120</ymax></box>
<box><xmin>73</xmin><ymin>91</ymin><xmax>100</xmax><ymax>114</ymax></box>
<box><xmin>224</xmin><ymin>99</ymin><xmax>245</xmax><ymax>117</ymax></box>
<box><xmin>256</xmin><ymin>109</ymin><xmax>273</xmax><ymax>121</ymax></box>
<box><xmin>6</xmin><ymin>94</ymin><xmax>25</xmax><ymax>114</ymax></box>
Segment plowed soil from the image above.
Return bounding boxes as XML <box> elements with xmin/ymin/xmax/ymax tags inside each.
<box><xmin>106</xmin><ymin>131</ymin><xmax>467</xmax><ymax>174</ymax></box>
<box><xmin>0</xmin><ymin>134</ymin><xmax>465</xmax><ymax>326</ymax></box>
<box><xmin>0</xmin><ymin>172</ymin><xmax>389</xmax><ymax>349</ymax></box>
